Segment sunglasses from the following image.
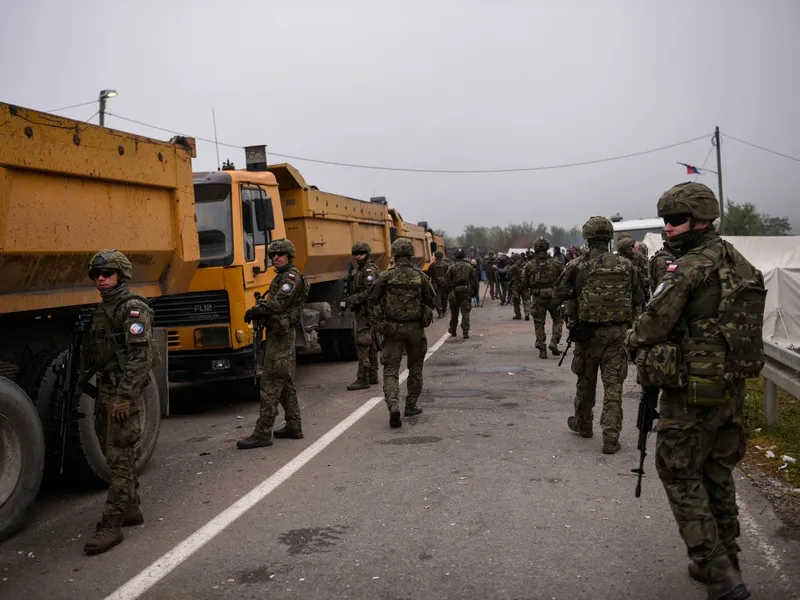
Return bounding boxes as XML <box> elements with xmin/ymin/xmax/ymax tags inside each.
<box><xmin>268</xmin><ymin>252</ymin><xmax>288</xmax><ymax>259</ymax></box>
<box><xmin>663</xmin><ymin>214</ymin><xmax>691</xmax><ymax>227</ymax></box>
<box><xmin>89</xmin><ymin>268</ymin><xmax>118</xmax><ymax>280</ymax></box>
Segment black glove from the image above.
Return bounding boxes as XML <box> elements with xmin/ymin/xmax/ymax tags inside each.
<box><xmin>244</xmin><ymin>306</ymin><xmax>257</xmax><ymax>324</ymax></box>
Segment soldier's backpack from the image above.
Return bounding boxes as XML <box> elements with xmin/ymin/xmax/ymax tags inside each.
<box><xmin>709</xmin><ymin>242</ymin><xmax>767</xmax><ymax>378</ymax></box>
<box><xmin>384</xmin><ymin>267</ymin><xmax>424</xmax><ymax>321</ymax></box>
<box><xmin>576</xmin><ymin>255</ymin><xmax>632</xmax><ymax>324</ymax></box>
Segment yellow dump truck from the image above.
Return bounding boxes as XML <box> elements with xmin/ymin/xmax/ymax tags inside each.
<box><xmin>0</xmin><ymin>102</ymin><xmax>200</xmax><ymax>539</ymax></box>
<box><xmin>389</xmin><ymin>209</ymin><xmax>431</xmax><ymax>269</ymax></box>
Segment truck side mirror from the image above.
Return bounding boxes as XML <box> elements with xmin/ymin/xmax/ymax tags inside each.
<box><xmin>430</xmin><ymin>241</ymin><xmax>437</xmax><ymax>252</ymax></box>
<box><xmin>255</xmin><ymin>194</ymin><xmax>275</xmax><ymax>231</ymax></box>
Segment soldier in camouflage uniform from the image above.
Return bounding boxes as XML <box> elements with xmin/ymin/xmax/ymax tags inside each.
<box><xmin>494</xmin><ymin>254</ymin><xmax>510</xmax><ymax>305</ymax></box>
<box><xmin>553</xmin><ymin>217</ymin><xmax>641</xmax><ymax>454</ymax></box>
<box><xmin>426</xmin><ymin>250</ymin><xmax>451</xmax><ymax>318</ymax></box>
<box><xmin>626</xmin><ymin>182</ymin><xmax>763</xmax><ymax>600</ymax></box>
<box><xmin>344</xmin><ymin>241</ymin><xmax>380</xmax><ymax>390</ymax></box>
<box><xmin>485</xmin><ymin>251</ymin><xmax>498</xmax><ymax>300</ymax></box>
<box><xmin>524</xmin><ymin>237</ymin><xmax>565</xmax><ymax>359</ymax></box>
<box><xmin>240</xmin><ymin>238</ymin><xmax>310</xmax><ymax>449</ymax></box>
<box><xmin>509</xmin><ymin>254</ymin><xmax>531</xmax><ymax>320</ymax></box>
<box><xmin>617</xmin><ymin>233</ymin><xmax>650</xmax><ymax>314</ymax></box>
<box><xmin>649</xmin><ymin>228</ymin><xmax>679</xmax><ymax>293</ymax></box>
<box><xmin>445</xmin><ymin>249</ymin><xmax>480</xmax><ymax>339</ymax></box>
<box><xmin>83</xmin><ymin>250</ymin><xmax>157</xmax><ymax>555</ymax></box>
<box><xmin>369</xmin><ymin>238</ymin><xmax>438</xmax><ymax>428</ymax></box>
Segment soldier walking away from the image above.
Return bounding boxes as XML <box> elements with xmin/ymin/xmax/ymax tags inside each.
<box><xmin>239</xmin><ymin>238</ymin><xmax>310</xmax><ymax>449</ymax></box>
<box><xmin>485</xmin><ymin>251</ymin><xmax>498</xmax><ymax>300</ymax></box>
<box><xmin>369</xmin><ymin>238</ymin><xmax>438</xmax><ymax>428</ymax></box>
<box><xmin>524</xmin><ymin>237</ymin><xmax>565</xmax><ymax>359</ymax></box>
<box><xmin>617</xmin><ymin>233</ymin><xmax>650</xmax><ymax>314</ymax></box>
<box><xmin>344</xmin><ymin>242</ymin><xmax>380</xmax><ymax>390</ymax></box>
<box><xmin>82</xmin><ymin>250</ymin><xmax>158</xmax><ymax>555</ymax></box>
<box><xmin>626</xmin><ymin>182</ymin><xmax>763</xmax><ymax>600</ymax></box>
<box><xmin>470</xmin><ymin>258</ymin><xmax>482</xmax><ymax>307</ymax></box>
<box><xmin>494</xmin><ymin>253</ymin><xmax>510</xmax><ymax>305</ymax></box>
<box><xmin>509</xmin><ymin>254</ymin><xmax>531</xmax><ymax>320</ymax></box>
<box><xmin>426</xmin><ymin>250</ymin><xmax>451</xmax><ymax>318</ymax></box>
<box><xmin>445</xmin><ymin>249</ymin><xmax>480</xmax><ymax>339</ymax></box>
<box><xmin>553</xmin><ymin>217</ymin><xmax>641</xmax><ymax>455</ymax></box>
<box><xmin>649</xmin><ymin>227</ymin><xmax>679</xmax><ymax>293</ymax></box>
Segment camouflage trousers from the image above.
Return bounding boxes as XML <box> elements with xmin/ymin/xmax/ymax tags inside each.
<box><xmin>531</xmin><ymin>292</ymin><xmax>563</xmax><ymax>350</ymax></box>
<box><xmin>381</xmin><ymin>321</ymin><xmax>427</xmax><ymax>411</ymax></box>
<box><xmin>434</xmin><ymin>281</ymin><xmax>448</xmax><ymax>317</ymax></box>
<box><xmin>449</xmin><ymin>292</ymin><xmax>472</xmax><ymax>335</ymax></box>
<box><xmin>255</xmin><ymin>330</ymin><xmax>301</xmax><ymax>436</ymax></box>
<box><xmin>355</xmin><ymin>314</ymin><xmax>379</xmax><ymax>383</ymax></box>
<box><xmin>487</xmin><ymin>275</ymin><xmax>497</xmax><ymax>299</ymax></box>
<box><xmin>570</xmin><ymin>324</ymin><xmax>628</xmax><ymax>442</ymax></box>
<box><xmin>656</xmin><ymin>381</ymin><xmax>746</xmax><ymax>564</ymax></box>
<box><xmin>512</xmin><ymin>286</ymin><xmax>531</xmax><ymax>319</ymax></box>
<box><xmin>96</xmin><ymin>386</ymin><xmax>142</xmax><ymax>527</ymax></box>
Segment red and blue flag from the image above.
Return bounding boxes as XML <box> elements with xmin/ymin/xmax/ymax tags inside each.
<box><xmin>678</xmin><ymin>162</ymin><xmax>702</xmax><ymax>175</ymax></box>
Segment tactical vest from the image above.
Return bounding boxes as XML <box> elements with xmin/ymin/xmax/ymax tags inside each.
<box><xmin>383</xmin><ymin>266</ymin><xmax>424</xmax><ymax>321</ymax></box>
<box><xmin>451</xmin><ymin>261</ymin><xmax>473</xmax><ymax>286</ymax></box>
<box><xmin>576</xmin><ymin>254</ymin><xmax>632</xmax><ymax>324</ymax></box>
<box><xmin>527</xmin><ymin>258</ymin><xmax>559</xmax><ymax>288</ymax></box>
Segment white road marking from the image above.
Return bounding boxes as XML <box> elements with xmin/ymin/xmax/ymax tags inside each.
<box><xmin>103</xmin><ymin>328</ymin><xmax>453</xmax><ymax>600</ymax></box>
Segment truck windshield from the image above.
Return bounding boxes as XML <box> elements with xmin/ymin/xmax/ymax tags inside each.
<box><xmin>194</xmin><ymin>183</ymin><xmax>234</xmax><ymax>267</ymax></box>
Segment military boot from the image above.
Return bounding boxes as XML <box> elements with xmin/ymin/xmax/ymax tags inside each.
<box><xmin>704</xmin><ymin>556</ymin><xmax>750</xmax><ymax>600</ymax></box>
<box><xmin>369</xmin><ymin>374</ymin><xmax>380</xmax><ymax>385</ymax></box>
<box><xmin>549</xmin><ymin>344</ymin><xmax>562</xmax><ymax>356</ymax></box>
<box><xmin>512</xmin><ymin>314</ymin><xmax>522</xmax><ymax>320</ymax></box>
<box><xmin>463</xmin><ymin>331</ymin><xmax>470</xmax><ymax>340</ymax></box>
<box><xmin>122</xmin><ymin>504</ymin><xmax>144</xmax><ymax>527</ymax></box>
<box><xmin>688</xmin><ymin>554</ymin><xmax>741</xmax><ymax>584</ymax></box>
<box><xmin>538</xmin><ymin>348</ymin><xmax>548</xmax><ymax>359</ymax></box>
<box><xmin>449</xmin><ymin>328</ymin><xmax>457</xmax><ymax>337</ymax></box>
<box><xmin>389</xmin><ymin>408</ymin><xmax>402</xmax><ymax>428</ymax></box>
<box><xmin>567</xmin><ymin>416</ymin><xmax>593</xmax><ymax>438</ymax></box>
<box><xmin>347</xmin><ymin>380</ymin><xmax>370</xmax><ymax>391</ymax></box>
<box><xmin>273</xmin><ymin>427</ymin><xmax>304</xmax><ymax>439</ymax></box>
<box><xmin>524</xmin><ymin>315</ymin><xmax>530</xmax><ymax>321</ymax></box>
<box><xmin>602</xmin><ymin>439</ymin><xmax>620</xmax><ymax>454</ymax></box>
<box><xmin>236</xmin><ymin>434</ymin><xmax>273</xmax><ymax>449</ymax></box>
<box><xmin>84</xmin><ymin>522</ymin><xmax>123</xmax><ymax>555</ymax></box>
<box><xmin>404</xmin><ymin>406</ymin><xmax>423</xmax><ymax>417</ymax></box>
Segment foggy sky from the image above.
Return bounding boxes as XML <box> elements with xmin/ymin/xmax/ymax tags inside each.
<box><xmin>2</xmin><ymin>0</ymin><xmax>798</xmax><ymax>235</ymax></box>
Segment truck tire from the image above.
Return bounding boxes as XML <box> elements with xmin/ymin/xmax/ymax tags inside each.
<box><xmin>31</xmin><ymin>351</ymin><xmax>161</xmax><ymax>486</ymax></box>
<box><xmin>0</xmin><ymin>378</ymin><xmax>45</xmax><ymax>542</ymax></box>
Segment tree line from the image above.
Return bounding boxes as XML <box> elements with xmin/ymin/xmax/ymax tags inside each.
<box><xmin>440</xmin><ymin>200</ymin><xmax>793</xmax><ymax>251</ymax></box>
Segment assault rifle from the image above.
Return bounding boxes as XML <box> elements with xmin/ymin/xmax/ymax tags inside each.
<box><xmin>631</xmin><ymin>386</ymin><xmax>660</xmax><ymax>497</ymax></box>
<box><xmin>558</xmin><ymin>332</ymin><xmax>572</xmax><ymax>367</ymax></box>
<box><xmin>52</xmin><ymin>310</ymin><xmax>92</xmax><ymax>474</ymax></box>
<box><xmin>252</xmin><ymin>291</ymin><xmax>263</xmax><ymax>384</ymax></box>
<box><xmin>339</xmin><ymin>262</ymin><xmax>355</xmax><ymax>317</ymax></box>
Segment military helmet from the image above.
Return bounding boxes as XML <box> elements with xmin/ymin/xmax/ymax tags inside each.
<box><xmin>351</xmin><ymin>241</ymin><xmax>372</xmax><ymax>255</ymax></box>
<box><xmin>391</xmin><ymin>237</ymin><xmax>414</xmax><ymax>258</ymax></box>
<box><xmin>268</xmin><ymin>237</ymin><xmax>296</xmax><ymax>258</ymax></box>
<box><xmin>617</xmin><ymin>234</ymin><xmax>635</xmax><ymax>252</ymax></box>
<box><xmin>88</xmin><ymin>249</ymin><xmax>133</xmax><ymax>280</ymax></box>
<box><xmin>582</xmin><ymin>216</ymin><xmax>614</xmax><ymax>241</ymax></box>
<box><xmin>657</xmin><ymin>182</ymin><xmax>719</xmax><ymax>221</ymax></box>
<box><xmin>455</xmin><ymin>248</ymin><xmax>465</xmax><ymax>259</ymax></box>
<box><xmin>434</xmin><ymin>250</ymin><xmax>443</xmax><ymax>259</ymax></box>
<box><xmin>533</xmin><ymin>237</ymin><xmax>550</xmax><ymax>252</ymax></box>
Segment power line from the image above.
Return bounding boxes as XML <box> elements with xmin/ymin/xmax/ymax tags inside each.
<box><xmin>695</xmin><ymin>143</ymin><xmax>715</xmax><ymax>181</ymax></box>
<box><xmin>85</xmin><ymin>111</ymin><xmax>99</xmax><ymax>124</ymax></box>
<box><xmin>106</xmin><ymin>112</ymin><xmax>709</xmax><ymax>174</ymax></box>
<box><xmin>46</xmin><ymin>99</ymin><xmax>97</xmax><ymax>113</ymax></box>
<box><xmin>723</xmin><ymin>133</ymin><xmax>800</xmax><ymax>164</ymax></box>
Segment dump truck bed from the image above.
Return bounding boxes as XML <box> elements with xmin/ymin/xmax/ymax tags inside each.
<box><xmin>389</xmin><ymin>209</ymin><xmax>430</xmax><ymax>267</ymax></box>
<box><xmin>268</xmin><ymin>163</ymin><xmax>391</xmax><ymax>281</ymax></box>
<box><xmin>0</xmin><ymin>103</ymin><xmax>199</xmax><ymax>315</ymax></box>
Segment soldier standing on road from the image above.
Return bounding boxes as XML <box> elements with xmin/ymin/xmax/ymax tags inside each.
<box><xmin>445</xmin><ymin>249</ymin><xmax>479</xmax><ymax>339</ymax></box>
<box><xmin>509</xmin><ymin>254</ymin><xmax>531</xmax><ymax>321</ymax></box>
<box><xmin>553</xmin><ymin>217</ymin><xmax>641</xmax><ymax>454</ymax></box>
<box><xmin>369</xmin><ymin>238</ymin><xmax>438</xmax><ymax>428</ymax></box>
<box><xmin>649</xmin><ymin>228</ymin><xmax>679</xmax><ymax>293</ymax></box>
<box><xmin>344</xmin><ymin>242</ymin><xmax>380</xmax><ymax>391</ymax></box>
<box><xmin>239</xmin><ymin>238</ymin><xmax>309</xmax><ymax>449</ymax></box>
<box><xmin>485</xmin><ymin>251</ymin><xmax>498</xmax><ymax>300</ymax></box>
<box><xmin>626</xmin><ymin>182</ymin><xmax>764</xmax><ymax>600</ymax></box>
<box><xmin>524</xmin><ymin>237</ymin><xmax>565</xmax><ymax>359</ymax></box>
<box><xmin>495</xmin><ymin>253</ymin><xmax>510</xmax><ymax>305</ymax></box>
<box><xmin>83</xmin><ymin>250</ymin><xmax>157</xmax><ymax>555</ymax></box>
<box><xmin>426</xmin><ymin>250</ymin><xmax>451</xmax><ymax>318</ymax></box>
<box><xmin>617</xmin><ymin>233</ymin><xmax>650</xmax><ymax>314</ymax></box>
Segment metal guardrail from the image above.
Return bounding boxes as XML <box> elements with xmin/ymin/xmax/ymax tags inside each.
<box><xmin>761</xmin><ymin>340</ymin><xmax>800</xmax><ymax>426</ymax></box>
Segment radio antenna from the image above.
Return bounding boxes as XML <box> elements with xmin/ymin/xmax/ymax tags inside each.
<box><xmin>212</xmin><ymin>108</ymin><xmax>221</xmax><ymax>170</ymax></box>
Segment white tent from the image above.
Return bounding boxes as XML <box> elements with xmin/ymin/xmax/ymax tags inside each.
<box><xmin>643</xmin><ymin>233</ymin><xmax>800</xmax><ymax>347</ymax></box>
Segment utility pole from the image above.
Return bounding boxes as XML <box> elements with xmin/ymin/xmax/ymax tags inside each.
<box><xmin>714</xmin><ymin>126</ymin><xmax>725</xmax><ymax>233</ymax></box>
<box><xmin>98</xmin><ymin>89</ymin><xmax>117</xmax><ymax>127</ymax></box>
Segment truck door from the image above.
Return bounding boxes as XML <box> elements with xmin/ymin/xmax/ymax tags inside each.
<box><xmin>241</xmin><ymin>185</ymin><xmax>273</xmax><ymax>290</ymax></box>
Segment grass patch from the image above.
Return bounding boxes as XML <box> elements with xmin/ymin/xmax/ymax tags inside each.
<box><xmin>742</xmin><ymin>377</ymin><xmax>800</xmax><ymax>488</ymax></box>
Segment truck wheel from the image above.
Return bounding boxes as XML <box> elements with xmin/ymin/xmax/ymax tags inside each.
<box><xmin>0</xmin><ymin>378</ymin><xmax>45</xmax><ymax>542</ymax></box>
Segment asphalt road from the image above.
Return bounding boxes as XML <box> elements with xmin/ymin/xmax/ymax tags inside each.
<box><xmin>2</xmin><ymin>299</ymin><xmax>799</xmax><ymax>600</ymax></box>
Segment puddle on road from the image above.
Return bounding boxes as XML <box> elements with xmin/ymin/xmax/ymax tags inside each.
<box><xmin>486</xmin><ymin>394</ymin><xmax>507</xmax><ymax>400</ymax></box>
<box><xmin>380</xmin><ymin>436</ymin><xmax>443</xmax><ymax>445</ymax></box>
<box><xmin>475</xmin><ymin>365</ymin><xmax>528</xmax><ymax>374</ymax></box>
<box><xmin>500</xmin><ymin>402</ymin><xmax>520</xmax><ymax>408</ymax></box>
<box><xmin>278</xmin><ymin>525</ymin><xmax>351</xmax><ymax>555</ymax></box>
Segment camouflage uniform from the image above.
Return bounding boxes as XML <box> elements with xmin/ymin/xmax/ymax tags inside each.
<box><xmin>369</xmin><ymin>238</ymin><xmax>437</xmax><ymax>427</ymax></box>
<box><xmin>617</xmin><ymin>234</ymin><xmax>650</xmax><ymax>314</ymax></box>
<box><xmin>445</xmin><ymin>252</ymin><xmax>480</xmax><ymax>338</ymax></box>
<box><xmin>524</xmin><ymin>238</ymin><xmax>565</xmax><ymax>357</ymax></box>
<box><xmin>240</xmin><ymin>239</ymin><xmax>309</xmax><ymax>447</ymax></box>
<box><xmin>485</xmin><ymin>252</ymin><xmax>498</xmax><ymax>299</ymax></box>
<box><xmin>83</xmin><ymin>250</ymin><xmax>156</xmax><ymax>555</ymax></box>
<box><xmin>495</xmin><ymin>255</ymin><xmax>510</xmax><ymax>305</ymax></box>
<box><xmin>509</xmin><ymin>255</ymin><xmax>531</xmax><ymax>320</ymax></box>
<box><xmin>427</xmin><ymin>252</ymin><xmax>451</xmax><ymax>318</ymax></box>
<box><xmin>626</xmin><ymin>182</ymin><xmax>762</xmax><ymax>600</ymax></box>
<box><xmin>554</xmin><ymin>217</ymin><xmax>641</xmax><ymax>453</ymax></box>
<box><xmin>345</xmin><ymin>242</ymin><xmax>380</xmax><ymax>389</ymax></box>
<box><xmin>649</xmin><ymin>230</ymin><xmax>679</xmax><ymax>293</ymax></box>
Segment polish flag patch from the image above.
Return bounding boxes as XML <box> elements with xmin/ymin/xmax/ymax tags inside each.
<box><xmin>129</xmin><ymin>310</ymin><xmax>141</xmax><ymax>317</ymax></box>
<box><xmin>667</xmin><ymin>264</ymin><xmax>678</xmax><ymax>272</ymax></box>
